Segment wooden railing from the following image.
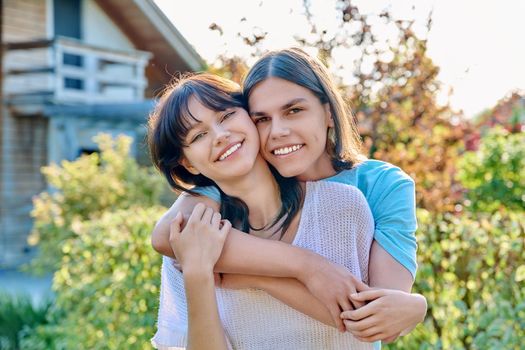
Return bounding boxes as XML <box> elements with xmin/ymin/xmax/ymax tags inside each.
<box><xmin>2</xmin><ymin>36</ymin><xmax>152</xmax><ymax>103</ymax></box>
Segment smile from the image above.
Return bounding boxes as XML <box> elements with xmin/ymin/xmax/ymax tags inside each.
<box><xmin>218</xmin><ymin>142</ymin><xmax>242</xmax><ymax>161</ymax></box>
<box><xmin>272</xmin><ymin>144</ymin><xmax>303</xmax><ymax>156</ymax></box>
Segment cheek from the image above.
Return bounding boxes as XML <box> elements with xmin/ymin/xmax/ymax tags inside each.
<box><xmin>183</xmin><ymin>145</ymin><xmax>208</xmax><ymax>166</ymax></box>
<box><xmin>255</xmin><ymin>125</ymin><xmax>270</xmax><ymax>149</ymax></box>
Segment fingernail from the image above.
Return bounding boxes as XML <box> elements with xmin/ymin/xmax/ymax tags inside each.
<box><xmin>351</xmin><ymin>293</ymin><xmax>358</xmax><ymax>298</ymax></box>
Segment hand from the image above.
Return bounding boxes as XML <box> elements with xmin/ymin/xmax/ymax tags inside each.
<box><xmin>167</xmin><ymin>213</ymin><xmax>191</xmax><ymax>272</ymax></box>
<box><xmin>340</xmin><ymin>289</ymin><xmax>427</xmax><ymax>343</ymax></box>
<box><xmin>301</xmin><ymin>259</ymin><xmax>371</xmax><ymax>332</ymax></box>
<box><xmin>169</xmin><ymin>203</ymin><xmax>232</xmax><ymax>273</ymax></box>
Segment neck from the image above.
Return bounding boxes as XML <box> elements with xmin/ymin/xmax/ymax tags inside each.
<box><xmin>217</xmin><ymin>155</ymin><xmax>282</xmax><ymax>229</ymax></box>
<box><xmin>296</xmin><ymin>152</ymin><xmax>337</xmax><ymax>181</ymax></box>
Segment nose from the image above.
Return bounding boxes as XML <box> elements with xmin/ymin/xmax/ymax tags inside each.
<box><xmin>213</xmin><ymin>124</ymin><xmax>231</xmax><ymax>146</ymax></box>
<box><xmin>270</xmin><ymin>117</ymin><xmax>290</xmax><ymax>139</ymax></box>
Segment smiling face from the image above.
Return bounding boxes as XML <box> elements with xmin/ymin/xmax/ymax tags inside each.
<box><xmin>248</xmin><ymin>77</ymin><xmax>336</xmax><ymax>180</ymax></box>
<box><xmin>181</xmin><ymin>96</ymin><xmax>261</xmax><ymax>185</ymax></box>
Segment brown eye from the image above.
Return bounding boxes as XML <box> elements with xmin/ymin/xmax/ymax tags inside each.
<box><xmin>190</xmin><ymin>132</ymin><xmax>206</xmax><ymax>143</ymax></box>
<box><xmin>254</xmin><ymin>116</ymin><xmax>270</xmax><ymax>124</ymax></box>
<box><xmin>221</xmin><ymin>110</ymin><xmax>236</xmax><ymax>122</ymax></box>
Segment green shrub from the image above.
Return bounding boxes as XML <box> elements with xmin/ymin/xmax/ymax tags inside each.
<box><xmin>21</xmin><ymin>206</ymin><xmax>164</xmax><ymax>350</ymax></box>
<box><xmin>28</xmin><ymin>133</ymin><xmax>165</xmax><ymax>273</ymax></box>
<box><xmin>22</xmin><ymin>134</ymin><xmax>168</xmax><ymax>348</ymax></box>
<box><xmin>0</xmin><ymin>293</ymin><xmax>51</xmax><ymax>349</ymax></box>
<box><xmin>457</xmin><ymin>127</ymin><xmax>525</xmax><ymax>213</ymax></box>
<box><xmin>386</xmin><ymin>209</ymin><xmax>525</xmax><ymax>350</ymax></box>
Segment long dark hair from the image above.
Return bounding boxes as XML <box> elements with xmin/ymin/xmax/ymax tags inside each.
<box><xmin>148</xmin><ymin>73</ymin><xmax>302</xmax><ymax>235</ymax></box>
<box><xmin>243</xmin><ymin>48</ymin><xmax>364</xmax><ymax>171</ymax></box>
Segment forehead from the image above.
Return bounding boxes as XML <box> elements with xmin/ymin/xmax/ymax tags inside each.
<box><xmin>248</xmin><ymin>77</ymin><xmax>316</xmax><ymax>112</ymax></box>
<box><xmin>183</xmin><ymin>95</ymin><xmax>225</xmax><ymax>128</ymax></box>
<box><xmin>187</xmin><ymin>96</ymin><xmax>213</xmax><ymax>120</ymax></box>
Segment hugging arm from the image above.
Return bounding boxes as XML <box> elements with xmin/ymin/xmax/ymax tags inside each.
<box><xmin>340</xmin><ymin>242</ymin><xmax>427</xmax><ymax>343</ymax></box>
<box><xmin>219</xmin><ymin>173</ymin><xmax>427</xmax><ymax>343</ymax></box>
<box><xmin>151</xmin><ymin>192</ymin><xmax>359</xmax><ymax>330</ymax></box>
<box><xmin>341</xmin><ymin>172</ymin><xmax>427</xmax><ymax>343</ymax></box>
<box><xmin>151</xmin><ymin>178</ymin><xmax>426</xmax><ymax>340</ymax></box>
<box><xmin>221</xmin><ymin>239</ymin><xmax>426</xmax><ymax>342</ymax></box>
<box><xmin>152</xmin><ymin>193</ymin><xmax>322</xmax><ymax>278</ymax></box>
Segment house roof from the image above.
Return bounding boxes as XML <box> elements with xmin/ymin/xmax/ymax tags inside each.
<box><xmin>94</xmin><ymin>0</ymin><xmax>205</xmax><ymax>76</ymax></box>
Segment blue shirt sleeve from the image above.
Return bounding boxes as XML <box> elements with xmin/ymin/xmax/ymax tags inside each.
<box><xmin>191</xmin><ymin>186</ymin><xmax>221</xmax><ymax>203</ymax></box>
<box><xmin>357</xmin><ymin>160</ymin><xmax>418</xmax><ymax>278</ymax></box>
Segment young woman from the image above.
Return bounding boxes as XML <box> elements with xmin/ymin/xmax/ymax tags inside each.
<box><xmin>151</xmin><ymin>48</ymin><xmax>427</xmax><ymax>344</ymax></box>
<box><xmin>149</xmin><ymin>74</ymin><xmax>376</xmax><ymax>349</ymax></box>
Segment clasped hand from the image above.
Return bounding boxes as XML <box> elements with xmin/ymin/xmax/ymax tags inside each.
<box><xmin>341</xmin><ymin>288</ymin><xmax>427</xmax><ymax>343</ymax></box>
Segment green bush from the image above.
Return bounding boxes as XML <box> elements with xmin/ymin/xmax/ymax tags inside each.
<box><xmin>386</xmin><ymin>128</ymin><xmax>525</xmax><ymax>350</ymax></box>
<box><xmin>21</xmin><ymin>206</ymin><xmax>164</xmax><ymax>350</ymax></box>
<box><xmin>22</xmin><ymin>134</ymin><xmax>168</xmax><ymax>348</ymax></box>
<box><xmin>386</xmin><ymin>209</ymin><xmax>525</xmax><ymax>350</ymax></box>
<box><xmin>0</xmin><ymin>293</ymin><xmax>51</xmax><ymax>349</ymax></box>
<box><xmin>457</xmin><ymin>127</ymin><xmax>525</xmax><ymax>213</ymax></box>
<box><xmin>29</xmin><ymin>133</ymin><xmax>165</xmax><ymax>273</ymax></box>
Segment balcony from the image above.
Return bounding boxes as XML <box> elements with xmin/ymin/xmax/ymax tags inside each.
<box><xmin>3</xmin><ymin>36</ymin><xmax>152</xmax><ymax>104</ymax></box>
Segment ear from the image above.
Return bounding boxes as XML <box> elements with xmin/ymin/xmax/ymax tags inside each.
<box><xmin>324</xmin><ymin>103</ymin><xmax>334</xmax><ymax>128</ymax></box>
<box><xmin>180</xmin><ymin>157</ymin><xmax>200</xmax><ymax>175</ymax></box>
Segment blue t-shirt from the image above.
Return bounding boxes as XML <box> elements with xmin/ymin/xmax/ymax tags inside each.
<box><xmin>193</xmin><ymin>159</ymin><xmax>418</xmax><ymax>278</ymax></box>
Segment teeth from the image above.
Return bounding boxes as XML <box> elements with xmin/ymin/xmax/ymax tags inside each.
<box><xmin>273</xmin><ymin>144</ymin><xmax>302</xmax><ymax>155</ymax></box>
<box><xmin>219</xmin><ymin>143</ymin><xmax>241</xmax><ymax>161</ymax></box>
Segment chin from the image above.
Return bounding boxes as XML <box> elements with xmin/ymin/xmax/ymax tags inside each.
<box><xmin>231</xmin><ymin>159</ymin><xmax>258</xmax><ymax>177</ymax></box>
<box><xmin>272</xmin><ymin>164</ymin><xmax>304</xmax><ymax>179</ymax></box>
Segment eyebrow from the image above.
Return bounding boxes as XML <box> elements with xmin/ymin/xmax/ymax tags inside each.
<box><xmin>251</xmin><ymin>98</ymin><xmax>307</xmax><ymax>117</ymax></box>
<box><xmin>184</xmin><ymin>119</ymin><xmax>203</xmax><ymax>138</ymax></box>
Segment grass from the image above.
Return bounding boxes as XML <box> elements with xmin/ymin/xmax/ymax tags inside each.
<box><xmin>0</xmin><ymin>293</ymin><xmax>51</xmax><ymax>350</ymax></box>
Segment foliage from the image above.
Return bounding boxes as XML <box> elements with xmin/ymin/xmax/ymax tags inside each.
<box><xmin>0</xmin><ymin>293</ymin><xmax>51</xmax><ymax>350</ymax></box>
<box><xmin>207</xmin><ymin>1</ymin><xmax>469</xmax><ymax>212</ymax></box>
<box><xmin>300</xmin><ymin>1</ymin><xmax>468</xmax><ymax>212</ymax></box>
<box><xmin>21</xmin><ymin>207</ymin><xmax>163</xmax><ymax>350</ymax></box>
<box><xmin>386</xmin><ymin>208</ymin><xmax>525</xmax><ymax>350</ymax></box>
<box><xmin>352</xmin><ymin>36</ymin><xmax>468</xmax><ymax>213</ymax></box>
<box><xmin>22</xmin><ymin>134</ymin><xmax>168</xmax><ymax>348</ymax></box>
<box><xmin>457</xmin><ymin>127</ymin><xmax>525</xmax><ymax>213</ymax></box>
<box><xmin>28</xmin><ymin>134</ymin><xmax>165</xmax><ymax>273</ymax></box>
<box><xmin>207</xmin><ymin>55</ymin><xmax>249</xmax><ymax>85</ymax></box>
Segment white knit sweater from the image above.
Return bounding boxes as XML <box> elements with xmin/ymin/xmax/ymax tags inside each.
<box><xmin>152</xmin><ymin>181</ymin><xmax>375</xmax><ymax>350</ymax></box>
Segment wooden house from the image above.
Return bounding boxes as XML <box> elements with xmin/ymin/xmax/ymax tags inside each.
<box><xmin>1</xmin><ymin>0</ymin><xmax>204</xmax><ymax>267</ymax></box>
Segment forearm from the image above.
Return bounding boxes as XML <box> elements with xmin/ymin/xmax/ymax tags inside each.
<box><xmin>399</xmin><ymin>293</ymin><xmax>427</xmax><ymax>335</ymax></box>
<box><xmin>152</xmin><ymin>196</ymin><xmax>323</xmax><ymax>281</ymax></box>
<box><xmin>215</xmin><ymin>229</ymin><xmax>320</xmax><ymax>279</ymax></box>
<box><xmin>184</xmin><ymin>269</ymin><xmax>228</xmax><ymax>350</ymax></box>
<box><xmin>255</xmin><ymin>276</ymin><xmax>335</xmax><ymax>327</ymax></box>
<box><xmin>369</xmin><ymin>241</ymin><xmax>426</xmax><ymax>333</ymax></box>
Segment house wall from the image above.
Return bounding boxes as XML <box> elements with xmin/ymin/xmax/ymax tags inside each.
<box><xmin>1</xmin><ymin>1</ymin><xmax>52</xmax><ymax>266</ymax></box>
<box><xmin>1</xmin><ymin>0</ymin><xmax>154</xmax><ymax>267</ymax></box>
<box><xmin>0</xmin><ymin>109</ymin><xmax>48</xmax><ymax>267</ymax></box>
<box><xmin>3</xmin><ymin>0</ymin><xmax>51</xmax><ymax>96</ymax></box>
<box><xmin>3</xmin><ymin>0</ymin><xmax>48</xmax><ymax>41</ymax></box>
<box><xmin>82</xmin><ymin>0</ymin><xmax>135</xmax><ymax>52</ymax></box>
